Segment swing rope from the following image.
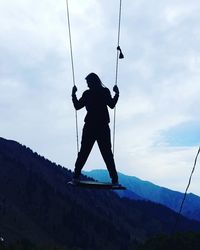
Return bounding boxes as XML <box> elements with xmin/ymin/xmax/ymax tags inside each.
<box><xmin>113</xmin><ymin>0</ymin><xmax>124</xmax><ymax>155</ymax></box>
<box><xmin>65</xmin><ymin>0</ymin><xmax>123</xmax><ymax>155</ymax></box>
<box><xmin>65</xmin><ymin>0</ymin><xmax>79</xmax><ymax>153</ymax></box>
<box><xmin>173</xmin><ymin>146</ymin><xmax>200</xmax><ymax>233</ymax></box>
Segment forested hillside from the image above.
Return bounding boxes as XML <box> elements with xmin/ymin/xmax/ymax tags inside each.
<box><xmin>0</xmin><ymin>137</ymin><xmax>200</xmax><ymax>250</ymax></box>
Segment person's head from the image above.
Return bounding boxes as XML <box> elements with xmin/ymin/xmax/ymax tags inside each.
<box><xmin>85</xmin><ymin>73</ymin><xmax>103</xmax><ymax>89</ymax></box>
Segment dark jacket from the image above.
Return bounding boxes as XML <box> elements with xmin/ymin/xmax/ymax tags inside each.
<box><xmin>72</xmin><ymin>87</ymin><xmax>119</xmax><ymax>125</ymax></box>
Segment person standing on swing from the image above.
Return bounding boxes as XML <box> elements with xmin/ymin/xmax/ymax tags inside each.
<box><xmin>72</xmin><ymin>72</ymin><xmax>119</xmax><ymax>185</ymax></box>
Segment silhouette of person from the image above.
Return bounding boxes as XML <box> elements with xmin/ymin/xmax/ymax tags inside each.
<box><xmin>72</xmin><ymin>72</ymin><xmax>119</xmax><ymax>185</ymax></box>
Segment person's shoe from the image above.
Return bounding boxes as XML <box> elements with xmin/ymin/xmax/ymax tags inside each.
<box><xmin>112</xmin><ymin>180</ymin><xmax>120</xmax><ymax>186</ymax></box>
<box><xmin>72</xmin><ymin>177</ymin><xmax>80</xmax><ymax>185</ymax></box>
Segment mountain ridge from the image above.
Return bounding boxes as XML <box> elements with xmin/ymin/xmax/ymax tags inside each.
<box><xmin>84</xmin><ymin>169</ymin><xmax>200</xmax><ymax>222</ymax></box>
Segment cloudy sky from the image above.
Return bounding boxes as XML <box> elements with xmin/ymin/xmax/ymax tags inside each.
<box><xmin>1</xmin><ymin>0</ymin><xmax>200</xmax><ymax>195</ymax></box>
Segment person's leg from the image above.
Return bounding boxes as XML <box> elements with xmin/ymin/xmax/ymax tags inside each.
<box><xmin>97</xmin><ymin>124</ymin><xmax>118</xmax><ymax>184</ymax></box>
<box><xmin>74</xmin><ymin>124</ymin><xmax>95</xmax><ymax>179</ymax></box>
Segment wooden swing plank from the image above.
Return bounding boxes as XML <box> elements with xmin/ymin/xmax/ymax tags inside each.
<box><xmin>68</xmin><ymin>180</ymin><xmax>126</xmax><ymax>190</ymax></box>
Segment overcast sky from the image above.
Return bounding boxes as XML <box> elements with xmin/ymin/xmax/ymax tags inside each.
<box><xmin>1</xmin><ymin>0</ymin><xmax>200</xmax><ymax>195</ymax></box>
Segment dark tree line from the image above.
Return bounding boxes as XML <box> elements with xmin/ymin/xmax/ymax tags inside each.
<box><xmin>137</xmin><ymin>232</ymin><xmax>200</xmax><ymax>250</ymax></box>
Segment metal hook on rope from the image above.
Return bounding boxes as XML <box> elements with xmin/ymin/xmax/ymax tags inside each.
<box><xmin>117</xmin><ymin>46</ymin><xmax>124</xmax><ymax>59</ymax></box>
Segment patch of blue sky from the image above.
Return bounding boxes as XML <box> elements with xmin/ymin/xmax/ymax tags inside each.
<box><xmin>164</xmin><ymin>121</ymin><xmax>200</xmax><ymax>147</ymax></box>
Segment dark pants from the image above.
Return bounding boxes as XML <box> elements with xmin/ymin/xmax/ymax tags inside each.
<box><xmin>74</xmin><ymin>123</ymin><xmax>118</xmax><ymax>183</ymax></box>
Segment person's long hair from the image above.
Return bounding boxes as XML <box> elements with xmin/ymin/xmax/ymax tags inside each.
<box><xmin>85</xmin><ymin>73</ymin><xmax>105</xmax><ymax>89</ymax></box>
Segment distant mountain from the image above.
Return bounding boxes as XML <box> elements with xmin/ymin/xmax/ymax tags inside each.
<box><xmin>1</xmin><ymin>137</ymin><xmax>200</xmax><ymax>250</ymax></box>
<box><xmin>84</xmin><ymin>169</ymin><xmax>200</xmax><ymax>222</ymax></box>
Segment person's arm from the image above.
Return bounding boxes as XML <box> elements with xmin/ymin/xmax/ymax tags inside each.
<box><xmin>106</xmin><ymin>85</ymin><xmax>119</xmax><ymax>109</ymax></box>
<box><xmin>72</xmin><ymin>86</ymin><xmax>85</xmax><ymax>110</ymax></box>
